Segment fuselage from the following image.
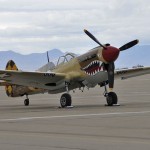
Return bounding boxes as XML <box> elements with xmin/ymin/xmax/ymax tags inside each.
<box><xmin>47</xmin><ymin>46</ymin><xmax>108</xmax><ymax>93</ymax></box>
<box><xmin>6</xmin><ymin>46</ymin><xmax>109</xmax><ymax>96</ymax></box>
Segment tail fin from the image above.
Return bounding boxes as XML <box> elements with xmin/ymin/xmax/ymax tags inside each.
<box><xmin>5</xmin><ymin>60</ymin><xmax>18</xmax><ymax>97</ymax></box>
<box><xmin>5</xmin><ymin>60</ymin><xmax>18</xmax><ymax>71</ymax></box>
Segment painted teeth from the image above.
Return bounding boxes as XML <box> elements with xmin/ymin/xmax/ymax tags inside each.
<box><xmin>83</xmin><ymin>60</ymin><xmax>102</xmax><ymax>76</ymax></box>
<box><xmin>85</xmin><ymin>70</ymin><xmax>99</xmax><ymax>76</ymax></box>
<box><xmin>83</xmin><ymin>61</ymin><xmax>101</xmax><ymax>69</ymax></box>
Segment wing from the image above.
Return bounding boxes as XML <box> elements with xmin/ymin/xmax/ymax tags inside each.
<box><xmin>0</xmin><ymin>70</ymin><xmax>66</xmax><ymax>90</ymax></box>
<box><xmin>115</xmin><ymin>67</ymin><xmax>150</xmax><ymax>80</ymax></box>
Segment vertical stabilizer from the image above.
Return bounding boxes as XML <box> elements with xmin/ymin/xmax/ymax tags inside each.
<box><xmin>5</xmin><ymin>60</ymin><xmax>18</xmax><ymax>71</ymax></box>
<box><xmin>5</xmin><ymin>60</ymin><xmax>18</xmax><ymax>97</ymax></box>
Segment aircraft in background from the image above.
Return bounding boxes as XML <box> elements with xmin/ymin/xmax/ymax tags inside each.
<box><xmin>0</xmin><ymin>29</ymin><xmax>150</xmax><ymax>107</ymax></box>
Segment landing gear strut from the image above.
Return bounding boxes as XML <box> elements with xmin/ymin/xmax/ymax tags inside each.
<box><xmin>103</xmin><ymin>82</ymin><xmax>118</xmax><ymax>106</ymax></box>
<box><xmin>24</xmin><ymin>95</ymin><xmax>29</xmax><ymax>106</ymax></box>
<box><xmin>60</xmin><ymin>82</ymin><xmax>72</xmax><ymax>108</ymax></box>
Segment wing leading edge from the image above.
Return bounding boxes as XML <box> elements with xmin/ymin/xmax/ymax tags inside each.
<box><xmin>115</xmin><ymin>67</ymin><xmax>150</xmax><ymax>80</ymax></box>
<box><xmin>0</xmin><ymin>70</ymin><xmax>66</xmax><ymax>90</ymax></box>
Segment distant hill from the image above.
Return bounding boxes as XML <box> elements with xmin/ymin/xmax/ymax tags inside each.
<box><xmin>0</xmin><ymin>45</ymin><xmax>149</xmax><ymax>70</ymax></box>
<box><xmin>116</xmin><ymin>45</ymin><xmax>150</xmax><ymax>68</ymax></box>
<box><xmin>0</xmin><ymin>49</ymin><xmax>64</xmax><ymax>70</ymax></box>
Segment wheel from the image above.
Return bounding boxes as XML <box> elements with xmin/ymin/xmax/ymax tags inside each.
<box><xmin>106</xmin><ymin>92</ymin><xmax>118</xmax><ymax>106</ymax></box>
<box><xmin>24</xmin><ymin>99</ymin><xmax>29</xmax><ymax>106</ymax></box>
<box><xmin>60</xmin><ymin>93</ymin><xmax>72</xmax><ymax>108</ymax></box>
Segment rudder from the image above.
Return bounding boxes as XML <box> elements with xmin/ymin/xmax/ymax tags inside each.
<box><xmin>5</xmin><ymin>60</ymin><xmax>18</xmax><ymax>97</ymax></box>
<box><xmin>5</xmin><ymin>60</ymin><xmax>18</xmax><ymax>71</ymax></box>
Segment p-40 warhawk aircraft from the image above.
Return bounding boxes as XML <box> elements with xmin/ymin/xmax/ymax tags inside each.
<box><xmin>0</xmin><ymin>29</ymin><xmax>150</xmax><ymax>107</ymax></box>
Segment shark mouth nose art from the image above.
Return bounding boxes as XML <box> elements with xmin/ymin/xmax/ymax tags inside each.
<box><xmin>82</xmin><ymin>60</ymin><xmax>104</xmax><ymax>76</ymax></box>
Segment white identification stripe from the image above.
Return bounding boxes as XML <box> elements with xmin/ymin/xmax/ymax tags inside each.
<box><xmin>0</xmin><ymin>111</ymin><xmax>150</xmax><ymax>122</ymax></box>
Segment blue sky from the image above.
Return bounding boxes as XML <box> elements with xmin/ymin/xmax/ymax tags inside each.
<box><xmin>0</xmin><ymin>0</ymin><xmax>149</xmax><ymax>54</ymax></box>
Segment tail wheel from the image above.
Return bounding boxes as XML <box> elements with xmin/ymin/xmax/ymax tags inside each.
<box><xmin>60</xmin><ymin>93</ymin><xmax>72</xmax><ymax>108</ymax></box>
<box><xmin>24</xmin><ymin>99</ymin><xmax>29</xmax><ymax>106</ymax></box>
<box><xmin>106</xmin><ymin>92</ymin><xmax>118</xmax><ymax>106</ymax></box>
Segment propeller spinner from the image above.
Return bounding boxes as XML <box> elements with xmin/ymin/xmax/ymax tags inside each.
<box><xmin>84</xmin><ymin>29</ymin><xmax>139</xmax><ymax>91</ymax></box>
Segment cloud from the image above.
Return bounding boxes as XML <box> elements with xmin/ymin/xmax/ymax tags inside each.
<box><xmin>0</xmin><ymin>0</ymin><xmax>149</xmax><ymax>54</ymax></box>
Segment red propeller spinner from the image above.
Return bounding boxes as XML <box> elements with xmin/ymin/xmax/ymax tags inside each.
<box><xmin>102</xmin><ymin>46</ymin><xmax>120</xmax><ymax>63</ymax></box>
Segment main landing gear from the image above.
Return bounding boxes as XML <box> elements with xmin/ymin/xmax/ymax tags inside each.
<box><xmin>60</xmin><ymin>93</ymin><xmax>72</xmax><ymax>108</ymax></box>
<box><xmin>103</xmin><ymin>82</ymin><xmax>118</xmax><ymax>106</ymax></box>
<box><xmin>105</xmin><ymin>92</ymin><xmax>118</xmax><ymax>106</ymax></box>
<box><xmin>60</xmin><ymin>82</ymin><xmax>72</xmax><ymax>108</ymax></box>
<box><xmin>24</xmin><ymin>95</ymin><xmax>29</xmax><ymax>106</ymax></box>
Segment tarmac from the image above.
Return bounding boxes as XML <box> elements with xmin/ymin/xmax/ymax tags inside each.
<box><xmin>0</xmin><ymin>74</ymin><xmax>150</xmax><ymax>150</ymax></box>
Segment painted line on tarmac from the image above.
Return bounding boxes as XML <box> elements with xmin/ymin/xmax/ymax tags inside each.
<box><xmin>0</xmin><ymin>111</ymin><xmax>150</xmax><ymax>122</ymax></box>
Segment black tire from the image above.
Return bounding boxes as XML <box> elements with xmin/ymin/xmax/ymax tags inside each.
<box><xmin>24</xmin><ymin>99</ymin><xmax>29</xmax><ymax>106</ymax></box>
<box><xmin>60</xmin><ymin>93</ymin><xmax>72</xmax><ymax>108</ymax></box>
<box><xmin>106</xmin><ymin>92</ymin><xmax>118</xmax><ymax>106</ymax></box>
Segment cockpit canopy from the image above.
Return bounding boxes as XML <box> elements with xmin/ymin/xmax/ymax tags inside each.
<box><xmin>57</xmin><ymin>53</ymin><xmax>76</xmax><ymax>66</ymax></box>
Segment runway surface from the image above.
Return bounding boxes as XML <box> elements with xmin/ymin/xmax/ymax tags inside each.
<box><xmin>0</xmin><ymin>74</ymin><xmax>150</xmax><ymax>150</ymax></box>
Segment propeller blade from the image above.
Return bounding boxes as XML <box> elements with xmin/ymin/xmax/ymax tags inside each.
<box><xmin>84</xmin><ymin>29</ymin><xmax>106</xmax><ymax>49</ymax></box>
<box><xmin>119</xmin><ymin>39</ymin><xmax>139</xmax><ymax>51</ymax></box>
<box><xmin>108</xmin><ymin>62</ymin><xmax>115</xmax><ymax>90</ymax></box>
<box><xmin>47</xmin><ymin>51</ymin><xmax>50</xmax><ymax>63</ymax></box>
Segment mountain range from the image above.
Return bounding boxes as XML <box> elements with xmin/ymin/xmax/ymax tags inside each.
<box><xmin>0</xmin><ymin>45</ymin><xmax>149</xmax><ymax>71</ymax></box>
<box><xmin>0</xmin><ymin>49</ymin><xmax>64</xmax><ymax>70</ymax></box>
<box><xmin>116</xmin><ymin>45</ymin><xmax>150</xmax><ymax>68</ymax></box>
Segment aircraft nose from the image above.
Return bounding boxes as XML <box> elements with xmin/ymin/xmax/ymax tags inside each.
<box><xmin>102</xmin><ymin>46</ymin><xmax>120</xmax><ymax>62</ymax></box>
